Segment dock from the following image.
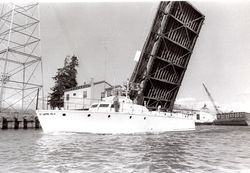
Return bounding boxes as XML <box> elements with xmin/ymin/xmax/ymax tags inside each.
<box><xmin>0</xmin><ymin>113</ymin><xmax>41</xmax><ymax>130</ymax></box>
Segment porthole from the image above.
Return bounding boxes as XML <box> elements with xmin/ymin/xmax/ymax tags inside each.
<box><xmin>62</xmin><ymin>113</ymin><xmax>66</xmax><ymax>116</ymax></box>
<box><xmin>144</xmin><ymin>117</ymin><xmax>146</xmax><ymax>120</ymax></box>
<box><xmin>129</xmin><ymin>116</ymin><xmax>132</xmax><ymax>119</ymax></box>
<box><xmin>108</xmin><ymin>115</ymin><xmax>111</xmax><ymax>118</ymax></box>
<box><xmin>87</xmin><ymin>114</ymin><xmax>91</xmax><ymax>117</ymax></box>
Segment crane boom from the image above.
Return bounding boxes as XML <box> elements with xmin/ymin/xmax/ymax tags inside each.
<box><xmin>202</xmin><ymin>83</ymin><xmax>220</xmax><ymax>114</ymax></box>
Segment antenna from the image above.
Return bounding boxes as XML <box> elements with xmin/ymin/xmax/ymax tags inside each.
<box><xmin>0</xmin><ymin>3</ymin><xmax>43</xmax><ymax>114</ymax></box>
<box><xmin>101</xmin><ymin>39</ymin><xmax>110</xmax><ymax>91</ymax></box>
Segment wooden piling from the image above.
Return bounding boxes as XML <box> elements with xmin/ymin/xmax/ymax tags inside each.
<box><xmin>2</xmin><ymin>117</ymin><xmax>8</xmax><ymax>129</ymax></box>
<box><xmin>35</xmin><ymin>117</ymin><xmax>40</xmax><ymax>129</ymax></box>
<box><xmin>23</xmin><ymin>118</ymin><xmax>28</xmax><ymax>129</ymax></box>
<box><xmin>0</xmin><ymin>114</ymin><xmax>40</xmax><ymax>130</ymax></box>
<box><xmin>14</xmin><ymin>117</ymin><xmax>19</xmax><ymax>129</ymax></box>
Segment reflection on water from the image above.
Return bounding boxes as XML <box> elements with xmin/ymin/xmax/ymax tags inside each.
<box><xmin>0</xmin><ymin>126</ymin><xmax>250</xmax><ymax>173</ymax></box>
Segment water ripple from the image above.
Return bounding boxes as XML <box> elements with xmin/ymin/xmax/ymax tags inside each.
<box><xmin>0</xmin><ymin>126</ymin><xmax>250</xmax><ymax>172</ymax></box>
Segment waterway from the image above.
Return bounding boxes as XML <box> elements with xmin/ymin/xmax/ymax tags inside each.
<box><xmin>0</xmin><ymin>126</ymin><xmax>250</xmax><ymax>173</ymax></box>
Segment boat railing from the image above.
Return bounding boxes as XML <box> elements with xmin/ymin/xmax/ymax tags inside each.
<box><xmin>37</xmin><ymin>97</ymin><xmax>196</xmax><ymax>120</ymax></box>
<box><xmin>38</xmin><ymin>97</ymin><xmax>104</xmax><ymax>110</ymax></box>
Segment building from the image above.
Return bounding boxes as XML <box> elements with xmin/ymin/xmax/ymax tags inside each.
<box><xmin>64</xmin><ymin>79</ymin><xmax>112</xmax><ymax>110</ymax></box>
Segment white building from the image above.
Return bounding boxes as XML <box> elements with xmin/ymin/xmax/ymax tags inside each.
<box><xmin>64</xmin><ymin>79</ymin><xmax>112</xmax><ymax>110</ymax></box>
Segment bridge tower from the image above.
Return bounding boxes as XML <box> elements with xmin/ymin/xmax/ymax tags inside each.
<box><xmin>0</xmin><ymin>3</ymin><xmax>43</xmax><ymax>113</ymax></box>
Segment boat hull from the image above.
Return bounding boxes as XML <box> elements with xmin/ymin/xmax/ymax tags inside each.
<box><xmin>37</xmin><ymin>110</ymin><xmax>195</xmax><ymax>134</ymax></box>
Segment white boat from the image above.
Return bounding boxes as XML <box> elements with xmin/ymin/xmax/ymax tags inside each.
<box><xmin>37</xmin><ymin>96</ymin><xmax>195</xmax><ymax>134</ymax></box>
<box><xmin>193</xmin><ymin>111</ymin><xmax>215</xmax><ymax>125</ymax></box>
<box><xmin>174</xmin><ymin>104</ymin><xmax>216</xmax><ymax>125</ymax></box>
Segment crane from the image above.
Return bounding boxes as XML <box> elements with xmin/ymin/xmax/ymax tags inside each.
<box><xmin>202</xmin><ymin>83</ymin><xmax>220</xmax><ymax>114</ymax></box>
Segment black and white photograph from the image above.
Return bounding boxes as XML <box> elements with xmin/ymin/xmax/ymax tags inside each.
<box><xmin>0</xmin><ymin>0</ymin><xmax>249</xmax><ymax>172</ymax></box>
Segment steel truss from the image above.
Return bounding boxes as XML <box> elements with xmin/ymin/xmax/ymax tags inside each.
<box><xmin>130</xmin><ymin>1</ymin><xmax>204</xmax><ymax>111</ymax></box>
<box><xmin>0</xmin><ymin>3</ymin><xmax>43</xmax><ymax>113</ymax></box>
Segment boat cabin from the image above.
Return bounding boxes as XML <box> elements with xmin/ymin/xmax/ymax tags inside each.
<box><xmin>89</xmin><ymin>96</ymin><xmax>149</xmax><ymax>114</ymax></box>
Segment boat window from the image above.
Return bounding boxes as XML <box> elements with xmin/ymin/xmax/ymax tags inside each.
<box><xmin>91</xmin><ymin>104</ymin><xmax>98</xmax><ymax>108</ymax></box>
<box><xmin>111</xmin><ymin>104</ymin><xmax>114</xmax><ymax>108</ymax></box>
<box><xmin>83</xmin><ymin>91</ymin><xmax>87</xmax><ymax>98</ymax></box>
<box><xmin>99</xmin><ymin>104</ymin><xmax>109</xmax><ymax>108</ymax></box>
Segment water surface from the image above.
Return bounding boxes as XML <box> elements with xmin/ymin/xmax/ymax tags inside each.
<box><xmin>0</xmin><ymin>126</ymin><xmax>250</xmax><ymax>173</ymax></box>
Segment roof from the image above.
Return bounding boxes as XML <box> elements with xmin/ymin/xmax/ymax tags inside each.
<box><xmin>105</xmin><ymin>85</ymin><xmax>122</xmax><ymax>91</ymax></box>
<box><xmin>65</xmin><ymin>80</ymin><xmax>112</xmax><ymax>92</ymax></box>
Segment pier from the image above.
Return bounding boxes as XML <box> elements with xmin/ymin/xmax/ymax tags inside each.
<box><xmin>0</xmin><ymin>113</ymin><xmax>41</xmax><ymax>130</ymax></box>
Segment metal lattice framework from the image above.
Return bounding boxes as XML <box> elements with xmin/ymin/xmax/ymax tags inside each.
<box><xmin>0</xmin><ymin>3</ymin><xmax>43</xmax><ymax>113</ymax></box>
<box><xmin>130</xmin><ymin>1</ymin><xmax>204</xmax><ymax>111</ymax></box>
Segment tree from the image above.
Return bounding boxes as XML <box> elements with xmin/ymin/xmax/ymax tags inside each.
<box><xmin>48</xmin><ymin>55</ymin><xmax>79</xmax><ymax>109</ymax></box>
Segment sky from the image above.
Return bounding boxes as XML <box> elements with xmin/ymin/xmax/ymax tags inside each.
<box><xmin>39</xmin><ymin>1</ymin><xmax>250</xmax><ymax>112</ymax></box>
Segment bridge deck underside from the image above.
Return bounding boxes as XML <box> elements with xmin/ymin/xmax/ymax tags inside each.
<box><xmin>130</xmin><ymin>1</ymin><xmax>204</xmax><ymax>111</ymax></box>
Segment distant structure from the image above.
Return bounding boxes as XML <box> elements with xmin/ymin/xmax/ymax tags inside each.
<box><xmin>202</xmin><ymin>83</ymin><xmax>250</xmax><ymax>126</ymax></box>
<box><xmin>103</xmin><ymin>85</ymin><xmax>123</xmax><ymax>97</ymax></box>
<box><xmin>130</xmin><ymin>1</ymin><xmax>205</xmax><ymax>111</ymax></box>
<box><xmin>215</xmin><ymin>112</ymin><xmax>250</xmax><ymax>126</ymax></box>
<box><xmin>0</xmin><ymin>3</ymin><xmax>43</xmax><ymax>113</ymax></box>
<box><xmin>202</xmin><ymin>83</ymin><xmax>221</xmax><ymax>114</ymax></box>
<box><xmin>64</xmin><ymin>79</ymin><xmax>112</xmax><ymax>110</ymax></box>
